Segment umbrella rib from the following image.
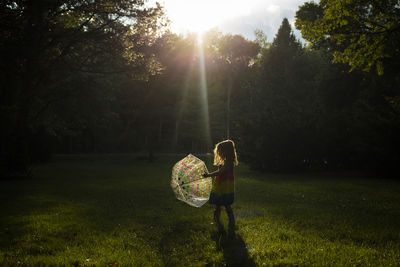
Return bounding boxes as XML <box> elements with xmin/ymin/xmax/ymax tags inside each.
<box><xmin>179</xmin><ymin>177</ymin><xmax>209</xmax><ymax>186</ymax></box>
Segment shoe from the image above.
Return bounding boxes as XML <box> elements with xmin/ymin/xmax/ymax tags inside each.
<box><xmin>228</xmin><ymin>221</ymin><xmax>238</xmax><ymax>230</ymax></box>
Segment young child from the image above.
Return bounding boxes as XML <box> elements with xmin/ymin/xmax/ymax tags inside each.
<box><xmin>203</xmin><ymin>140</ymin><xmax>238</xmax><ymax>227</ymax></box>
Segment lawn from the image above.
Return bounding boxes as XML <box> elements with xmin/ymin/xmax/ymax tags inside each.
<box><xmin>1</xmin><ymin>154</ymin><xmax>399</xmax><ymax>266</ymax></box>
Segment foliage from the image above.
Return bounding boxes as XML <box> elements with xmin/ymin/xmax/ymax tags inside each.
<box><xmin>1</xmin><ymin>2</ymin><xmax>399</xmax><ymax>176</ymax></box>
<box><xmin>236</xmin><ymin>18</ymin><xmax>400</xmax><ymax>173</ymax></box>
<box><xmin>0</xmin><ymin>0</ymin><xmax>165</xmax><ymax>176</ymax></box>
<box><xmin>295</xmin><ymin>0</ymin><xmax>400</xmax><ymax>75</ymax></box>
<box><xmin>239</xmin><ymin>19</ymin><xmax>321</xmax><ymax>171</ymax></box>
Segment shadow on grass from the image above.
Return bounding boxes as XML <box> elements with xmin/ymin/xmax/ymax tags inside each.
<box><xmin>210</xmin><ymin>225</ymin><xmax>256</xmax><ymax>267</ymax></box>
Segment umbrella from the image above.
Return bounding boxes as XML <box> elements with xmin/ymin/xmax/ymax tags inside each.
<box><xmin>171</xmin><ymin>154</ymin><xmax>212</xmax><ymax>207</ymax></box>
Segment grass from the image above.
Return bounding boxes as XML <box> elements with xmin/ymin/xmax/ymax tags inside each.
<box><xmin>1</xmin><ymin>154</ymin><xmax>399</xmax><ymax>266</ymax></box>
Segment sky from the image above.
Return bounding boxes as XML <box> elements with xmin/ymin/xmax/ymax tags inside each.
<box><xmin>147</xmin><ymin>0</ymin><xmax>309</xmax><ymax>42</ymax></box>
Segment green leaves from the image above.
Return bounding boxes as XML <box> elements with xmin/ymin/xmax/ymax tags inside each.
<box><xmin>295</xmin><ymin>0</ymin><xmax>400</xmax><ymax>75</ymax></box>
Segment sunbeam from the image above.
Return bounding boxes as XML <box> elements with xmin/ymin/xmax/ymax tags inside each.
<box><xmin>197</xmin><ymin>33</ymin><xmax>212</xmax><ymax>152</ymax></box>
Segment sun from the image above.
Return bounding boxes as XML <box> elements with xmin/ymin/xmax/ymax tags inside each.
<box><xmin>157</xmin><ymin>0</ymin><xmax>252</xmax><ymax>34</ymax></box>
<box><xmin>165</xmin><ymin>1</ymin><xmax>221</xmax><ymax>33</ymax></box>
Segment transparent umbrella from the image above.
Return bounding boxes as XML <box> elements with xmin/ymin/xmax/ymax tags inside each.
<box><xmin>171</xmin><ymin>154</ymin><xmax>212</xmax><ymax>207</ymax></box>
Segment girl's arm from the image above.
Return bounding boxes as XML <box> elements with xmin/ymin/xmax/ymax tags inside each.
<box><xmin>203</xmin><ymin>165</ymin><xmax>227</xmax><ymax>178</ymax></box>
<box><xmin>202</xmin><ymin>170</ymin><xmax>220</xmax><ymax>178</ymax></box>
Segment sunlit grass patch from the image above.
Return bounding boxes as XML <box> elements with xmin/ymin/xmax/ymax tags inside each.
<box><xmin>1</xmin><ymin>154</ymin><xmax>399</xmax><ymax>266</ymax></box>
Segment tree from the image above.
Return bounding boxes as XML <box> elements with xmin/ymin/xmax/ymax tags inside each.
<box><xmin>295</xmin><ymin>0</ymin><xmax>400</xmax><ymax>75</ymax></box>
<box><xmin>0</xmin><ymin>0</ymin><xmax>165</xmax><ymax>177</ymax></box>
<box><xmin>209</xmin><ymin>33</ymin><xmax>259</xmax><ymax>139</ymax></box>
<box><xmin>295</xmin><ymin>1</ymin><xmax>400</xmax><ymax>173</ymax></box>
<box><xmin>239</xmin><ymin>18</ymin><xmax>322</xmax><ymax>171</ymax></box>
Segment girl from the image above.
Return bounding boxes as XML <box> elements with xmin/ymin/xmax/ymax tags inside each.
<box><xmin>203</xmin><ymin>140</ymin><xmax>238</xmax><ymax>227</ymax></box>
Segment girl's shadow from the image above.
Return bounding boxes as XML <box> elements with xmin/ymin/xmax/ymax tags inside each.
<box><xmin>210</xmin><ymin>224</ymin><xmax>256</xmax><ymax>267</ymax></box>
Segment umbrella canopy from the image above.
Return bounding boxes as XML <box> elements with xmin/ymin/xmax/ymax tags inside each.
<box><xmin>171</xmin><ymin>154</ymin><xmax>212</xmax><ymax>207</ymax></box>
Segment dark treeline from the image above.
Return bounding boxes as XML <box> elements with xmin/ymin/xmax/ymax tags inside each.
<box><xmin>1</xmin><ymin>0</ymin><xmax>399</xmax><ymax>177</ymax></box>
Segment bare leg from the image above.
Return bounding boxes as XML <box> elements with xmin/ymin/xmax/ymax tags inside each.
<box><xmin>214</xmin><ymin>205</ymin><xmax>221</xmax><ymax>224</ymax></box>
<box><xmin>225</xmin><ymin>205</ymin><xmax>235</xmax><ymax>225</ymax></box>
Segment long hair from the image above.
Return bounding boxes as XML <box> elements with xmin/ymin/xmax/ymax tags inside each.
<box><xmin>213</xmin><ymin>140</ymin><xmax>239</xmax><ymax>166</ymax></box>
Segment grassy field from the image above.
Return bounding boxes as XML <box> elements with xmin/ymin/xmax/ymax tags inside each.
<box><xmin>1</xmin><ymin>154</ymin><xmax>399</xmax><ymax>266</ymax></box>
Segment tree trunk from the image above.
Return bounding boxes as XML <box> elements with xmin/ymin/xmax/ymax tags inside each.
<box><xmin>174</xmin><ymin>120</ymin><xmax>179</xmax><ymax>151</ymax></box>
<box><xmin>227</xmin><ymin>77</ymin><xmax>233</xmax><ymax>140</ymax></box>
<box><xmin>6</xmin><ymin>97</ymin><xmax>32</xmax><ymax>177</ymax></box>
<box><xmin>4</xmin><ymin>0</ymin><xmax>43</xmax><ymax>178</ymax></box>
